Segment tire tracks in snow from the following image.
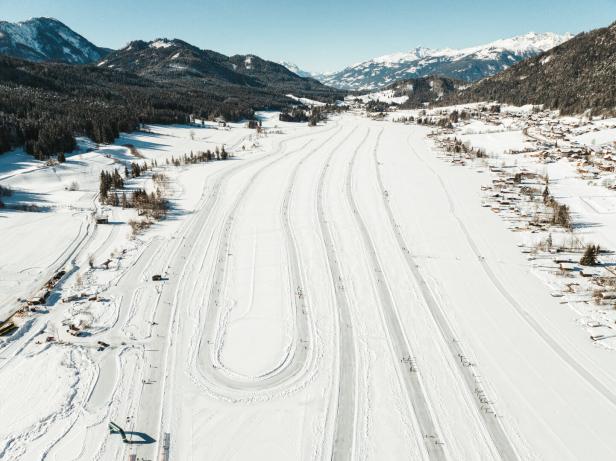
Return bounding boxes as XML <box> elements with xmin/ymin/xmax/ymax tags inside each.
<box><xmin>374</xmin><ymin>130</ymin><xmax>519</xmax><ymax>460</ymax></box>
<box><xmin>190</xmin><ymin>125</ymin><xmax>345</xmax><ymax>396</ymax></box>
<box><xmin>203</xmin><ymin>140</ymin><xmax>315</xmax><ymax>383</ymax></box>
<box><xmin>344</xmin><ymin>129</ymin><xmax>446</xmax><ymax>460</ymax></box>
<box><xmin>79</xmin><ymin>125</ymin><xmax>340</xmax><ymax>461</ymax></box>
<box><xmin>315</xmin><ymin>126</ymin><xmax>361</xmax><ymax>461</ymax></box>
<box><xmin>406</xmin><ymin>134</ymin><xmax>616</xmax><ymax>411</ymax></box>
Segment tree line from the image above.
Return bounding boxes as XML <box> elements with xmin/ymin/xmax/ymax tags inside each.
<box><xmin>0</xmin><ymin>55</ymin><xmax>344</xmax><ymax>159</ymax></box>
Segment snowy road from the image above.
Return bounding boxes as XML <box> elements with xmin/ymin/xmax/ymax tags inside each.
<box><xmin>4</xmin><ymin>114</ymin><xmax>616</xmax><ymax>460</ymax></box>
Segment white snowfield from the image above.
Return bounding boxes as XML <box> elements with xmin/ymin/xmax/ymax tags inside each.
<box><xmin>3</xmin><ymin>113</ymin><xmax>616</xmax><ymax>460</ymax></box>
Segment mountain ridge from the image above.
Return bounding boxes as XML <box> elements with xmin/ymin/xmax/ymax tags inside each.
<box><xmin>97</xmin><ymin>38</ymin><xmax>342</xmax><ymax>102</ymax></box>
<box><xmin>450</xmin><ymin>22</ymin><xmax>616</xmax><ymax>114</ymax></box>
<box><xmin>311</xmin><ymin>32</ymin><xmax>572</xmax><ymax>90</ymax></box>
<box><xmin>0</xmin><ymin>17</ymin><xmax>109</xmax><ymax>64</ymax></box>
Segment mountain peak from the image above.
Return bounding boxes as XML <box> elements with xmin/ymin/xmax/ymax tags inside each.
<box><xmin>0</xmin><ymin>17</ymin><xmax>109</xmax><ymax>64</ymax></box>
<box><xmin>150</xmin><ymin>38</ymin><xmax>176</xmax><ymax>49</ymax></box>
<box><xmin>475</xmin><ymin>31</ymin><xmax>574</xmax><ymax>55</ymax></box>
<box><xmin>319</xmin><ymin>32</ymin><xmax>572</xmax><ymax>90</ymax></box>
<box><xmin>8</xmin><ymin>17</ymin><xmax>66</xmax><ymax>28</ymax></box>
<box><xmin>279</xmin><ymin>61</ymin><xmax>315</xmax><ymax>78</ymax></box>
<box><xmin>97</xmin><ymin>36</ymin><xmax>337</xmax><ymax>101</ymax></box>
<box><xmin>360</xmin><ymin>46</ymin><xmax>434</xmax><ymax>67</ymax></box>
<box><xmin>456</xmin><ymin>22</ymin><xmax>616</xmax><ymax>114</ymax></box>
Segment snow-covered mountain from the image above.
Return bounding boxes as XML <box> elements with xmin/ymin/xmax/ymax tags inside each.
<box><xmin>319</xmin><ymin>32</ymin><xmax>573</xmax><ymax>90</ymax></box>
<box><xmin>97</xmin><ymin>39</ymin><xmax>342</xmax><ymax>102</ymax></box>
<box><xmin>458</xmin><ymin>22</ymin><xmax>616</xmax><ymax>114</ymax></box>
<box><xmin>278</xmin><ymin>61</ymin><xmax>314</xmax><ymax>78</ymax></box>
<box><xmin>0</xmin><ymin>17</ymin><xmax>109</xmax><ymax>64</ymax></box>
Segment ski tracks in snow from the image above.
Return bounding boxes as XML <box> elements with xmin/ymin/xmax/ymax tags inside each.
<box><xmin>190</xmin><ymin>125</ymin><xmax>343</xmax><ymax>397</ymax></box>
<box><xmin>406</xmin><ymin>133</ymin><xmax>616</xmax><ymax>412</ymax></box>
<box><xmin>342</xmin><ymin>128</ymin><xmax>446</xmax><ymax>460</ymax></box>
<box><xmin>372</xmin><ymin>128</ymin><xmax>519</xmax><ymax>460</ymax></box>
<box><xmin>315</xmin><ymin>127</ymin><xmax>362</xmax><ymax>461</ymax></box>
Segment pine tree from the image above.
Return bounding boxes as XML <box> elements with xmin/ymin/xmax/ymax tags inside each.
<box><xmin>99</xmin><ymin>171</ymin><xmax>110</xmax><ymax>199</ymax></box>
<box><xmin>580</xmin><ymin>244</ymin><xmax>600</xmax><ymax>266</ymax></box>
<box><xmin>542</xmin><ymin>186</ymin><xmax>550</xmax><ymax>204</ymax></box>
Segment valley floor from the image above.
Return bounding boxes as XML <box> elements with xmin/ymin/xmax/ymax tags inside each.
<box><xmin>2</xmin><ymin>113</ymin><xmax>616</xmax><ymax>460</ymax></box>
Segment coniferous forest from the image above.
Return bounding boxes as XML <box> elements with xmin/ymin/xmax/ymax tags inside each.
<box><xmin>0</xmin><ymin>54</ymin><xmax>345</xmax><ymax>159</ymax></box>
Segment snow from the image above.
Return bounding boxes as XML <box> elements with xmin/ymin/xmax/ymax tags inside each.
<box><xmin>285</xmin><ymin>94</ymin><xmax>326</xmax><ymax>107</ymax></box>
<box><xmin>366</xmin><ymin>32</ymin><xmax>571</xmax><ymax>69</ymax></box>
<box><xmin>0</xmin><ymin>21</ymin><xmax>44</xmax><ymax>54</ymax></box>
<box><xmin>320</xmin><ymin>32</ymin><xmax>572</xmax><ymax>90</ymax></box>
<box><xmin>352</xmin><ymin>89</ymin><xmax>409</xmax><ymax>105</ymax></box>
<box><xmin>540</xmin><ymin>55</ymin><xmax>553</xmax><ymax>65</ymax></box>
<box><xmin>150</xmin><ymin>39</ymin><xmax>173</xmax><ymax>49</ymax></box>
<box><xmin>366</xmin><ymin>47</ymin><xmax>433</xmax><ymax>66</ymax></box>
<box><xmin>279</xmin><ymin>61</ymin><xmax>313</xmax><ymax>78</ymax></box>
<box><xmin>0</xmin><ymin>18</ymin><xmax>102</xmax><ymax>62</ymax></box>
<box><xmin>575</xmin><ymin>128</ymin><xmax>616</xmax><ymax>146</ymax></box>
<box><xmin>3</xmin><ymin>112</ymin><xmax>616</xmax><ymax>460</ymax></box>
<box><xmin>460</xmin><ymin>130</ymin><xmax>531</xmax><ymax>155</ymax></box>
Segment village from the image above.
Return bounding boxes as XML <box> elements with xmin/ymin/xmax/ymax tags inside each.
<box><xmin>389</xmin><ymin>102</ymin><xmax>616</xmax><ymax>349</ymax></box>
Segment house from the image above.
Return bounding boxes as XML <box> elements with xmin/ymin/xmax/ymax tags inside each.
<box><xmin>0</xmin><ymin>321</ymin><xmax>17</xmax><ymax>337</ymax></box>
<box><xmin>27</xmin><ymin>288</ymin><xmax>50</xmax><ymax>305</ymax></box>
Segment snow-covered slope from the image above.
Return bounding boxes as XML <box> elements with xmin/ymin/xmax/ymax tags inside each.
<box><xmin>358</xmin><ymin>76</ymin><xmax>464</xmax><ymax>107</ymax></box>
<box><xmin>97</xmin><ymin>39</ymin><xmax>342</xmax><ymax>101</ymax></box>
<box><xmin>458</xmin><ymin>22</ymin><xmax>616</xmax><ymax>114</ymax></box>
<box><xmin>0</xmin><ymin>17</ymin><xmax>109</xmax><ymax>64</ymax></box>
<box><xmin>278</xmin><ymin>61</ymin><xmax>314</xmax><ymax>78</ymax></box>
<box><xmin>319</xmin><ymin>32</ymin><xmax>573</xmax><ymax>90</ymax></box>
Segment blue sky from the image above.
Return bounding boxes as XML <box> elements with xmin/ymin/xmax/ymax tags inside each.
<box><xmin>1</xmin><ymin>0</ymin><xmax>615</xmax><ymax>72</ymax></box>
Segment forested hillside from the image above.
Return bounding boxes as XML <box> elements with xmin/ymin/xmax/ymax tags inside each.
<box><xmin>0</xmin><ymin>54</ymin><xmax>344</xmax><ymax>159</ymax></box>
<box><xmin>451</xmin><ymin>22</ymin><xmax>616</xmax><ymax>114</ymax></box>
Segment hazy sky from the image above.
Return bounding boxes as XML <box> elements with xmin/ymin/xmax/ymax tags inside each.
<box><xmin>1</xmin><ymin>0</ymin><xmax>615</xmax><ymax>72</ymax></box>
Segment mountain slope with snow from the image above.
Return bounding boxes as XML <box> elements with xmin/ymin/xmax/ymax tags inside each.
<box><xmin>455</xmin><ymin>22</ymin><xmax>616</xmax><ymax>114</ymax></box>
<box><xmin>278</xmin><ymin>61</ymin><xmax>314</xmax><ymax>78</ymax></box>
<box><xmin>319</xmin><ymin>32</ymin><xmax>572</xmax><ymax>90</ymax></box>
<box><xmin>0</xmin><ymin>17</ymin><xmax>109</xmax><ymax>64</ymax></box>
<box><xmin>99</xmin><ymin>38</ymin><xmax>343</xmax><ymax>101</ymax></box>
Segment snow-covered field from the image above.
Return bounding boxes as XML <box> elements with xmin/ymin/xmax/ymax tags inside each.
<box><xmin>3</xmin><ymin>112</ymin><xmax>616</xmax><ymax>460</ymax></box>
<box><xmin>352</xmin><ymin>89</ymin><xmax>410</xmax><ymax>105</ymax></box>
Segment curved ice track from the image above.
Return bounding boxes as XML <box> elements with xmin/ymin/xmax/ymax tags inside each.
<box><xmin>190</xmin><ymin>125</ymin><xmax>346</xmax><ymax>397</ymax></box>
<box><xmin>82</xmin><ymin>124</ymin><xmax>340</xmax><ymax>459</ymax></box>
